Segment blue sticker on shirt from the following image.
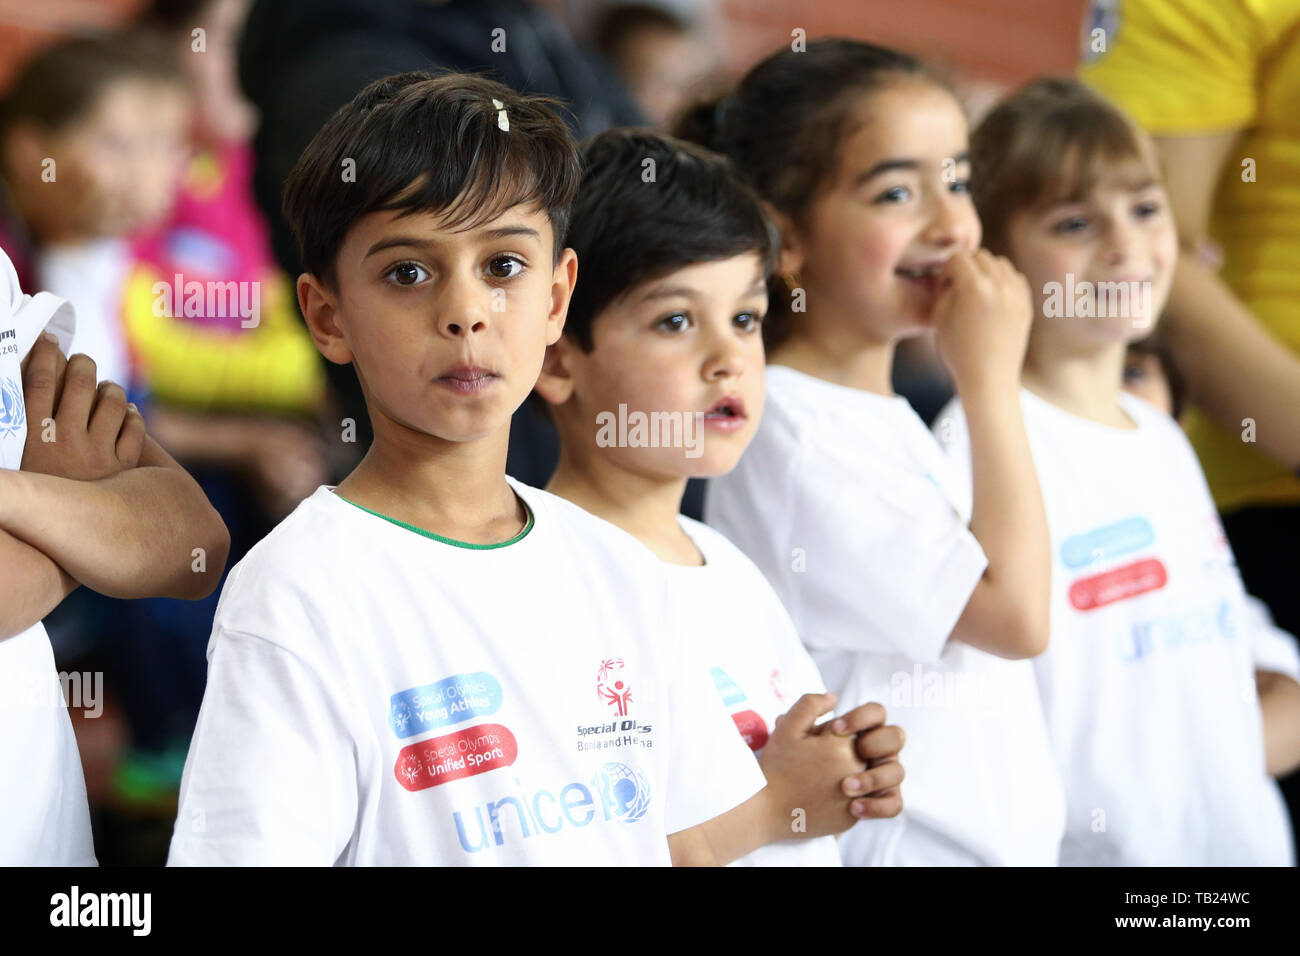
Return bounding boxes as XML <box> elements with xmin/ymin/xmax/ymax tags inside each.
<box><xmin>389</xmin><ymin>671</ymin><xmax>503</xmax><ymax>738</ymax></box>
<box><xmin>711</xmin><ymin>666</ymin><xmax>747</xmax><ymax>708</ymax></box>
<box><xmin>1061</xmin><ymin>516</ymin><xmax>1154</xmax><ymax>569</ymax></box>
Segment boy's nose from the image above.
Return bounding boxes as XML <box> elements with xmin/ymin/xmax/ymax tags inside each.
<box><xmin>436</xmin><ymin>281</ymin><xmax>491</xmax><ymax>337</ymax></box>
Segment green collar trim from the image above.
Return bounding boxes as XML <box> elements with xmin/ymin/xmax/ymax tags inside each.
<box><xmin>334</xmin><ymin>492</ymin><xmax>534</xmax><ymax>550</ymax></box>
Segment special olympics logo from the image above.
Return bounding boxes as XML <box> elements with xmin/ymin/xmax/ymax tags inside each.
<box><xmin>592</xmin><ymin>762</ymin><xmax>650</xmax><ymax>824</ymax></box>
<box><xmin>596</xmin><ymin>658</ymin><xmax>632</xmax><ymax>716</ymax></box>
<box><xmin>398</xmin><ymin>753</ymin><xmax>423</xmax><ymax>785</ymax></box>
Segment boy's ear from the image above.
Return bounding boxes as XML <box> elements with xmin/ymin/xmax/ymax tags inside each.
<box><xmin>534</xmin><ymin>333</ymin><xmax>578</xmax><ymax>408</ymax></box>
<box><xmin>763</xmin><ymin>202</ymin><xmax>806</xmax><ymax>277</ymax></box>
<box><xmin>297</xmin><ymin>273</ymin><xmax>353</xmax><ymax>365</ymax></box>
<box><xmin>547</xmin><ymin>247</ymin><xmax>579</xmax><ymax>345</ymax></box>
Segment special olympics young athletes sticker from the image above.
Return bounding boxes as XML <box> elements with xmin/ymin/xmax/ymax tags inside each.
<box><xmin>389</xmin><ymin>671</ymin><xmax>504</xmax><ymax>738</ymax></box>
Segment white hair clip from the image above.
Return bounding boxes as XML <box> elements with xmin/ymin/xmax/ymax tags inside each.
<box><xmin>492</xmin><ymin>98</ymin><xmax>509</xmax><ymax>132</ymax></box>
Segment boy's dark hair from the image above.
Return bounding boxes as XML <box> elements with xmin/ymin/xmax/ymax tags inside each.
<box><xmin>0</xmin><ymin>31</ymin><xmax>184</xmax><ymax>139</ymax></box>
<box><xmin>970</xmin><ymin>77</ymin><xmax>1156</xmax><ymax>257</ymax></box>
<box><xmin>562</xmin><ymin>127</ymin><xmax>777</xmax><ymax>352</ymax></box>
<box><xmin>281</xmin><ymin>70</ymin><xmax>581</xmax><ymax>289</ymax></box>
<box><xmin>675</xmin><ymin>37</ymin><xmax>943</xmax><ymax>349</ymax></box>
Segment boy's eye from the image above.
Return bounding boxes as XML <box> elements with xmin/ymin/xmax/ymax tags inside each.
<box><xmin>655</xmin><ymin>313</ymin><xmax>691</xmax><ymax>333</ymax></box>
<box><xmin>386</xmin><ymin>261</ymin><xmax>429</xmax><ymax>285</ymax></box>
<box><xmin>1052</xmin><ymin>215</ymin><xmax>1090</xmax><ymax>234</ymax></box>
<box><xmin>487</xmin><ymin>255</ymin><xmax>525</xmax><ymax>279</ymax></box>
<box><xmin>949</xmin><ymin>179</ymin><xmax>971</xmax><ymax>195</ymax></box>
<box><xmin>734</xmin><ymin>312</ymin><xmax>764</xmax><ymax>331</ymax></box>
<box><xmin>874</xmin><ymin>185</ymin><xmax>912</xmax><ymax>204</ymax></box>
<box><xmin>1134</xmin><ymin>200</ymin><xmax>1162</xmax><ymax>218</ymax></box>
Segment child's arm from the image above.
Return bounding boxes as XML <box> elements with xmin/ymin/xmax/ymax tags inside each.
<box><xmin>667</xmin><ymin>827</ymin><xmax>720</xmax><ymax>866</ymax></box>
<box><xmin>1257</xmin><ymin>670</ymin><xmax>1300</xmax><ymax>778</ymax></box>
<box><xmin>0</xmin><ymin>441</ymin><xmax>229</xmax><ymax>600</ymax></box>
<box><xmin>682</xmin><ymin>693</ymin><xmax>903</xmax><ymax>863</ymax></box>
<box><xmin>0</xmin><ymin>527</ymin><xmax>79</xmax><ymax>640</ymax></box>
<box><xmin>934</xmin><ymin>250</ymin><xmax>1051</xmax><ymax>660</ymax></box>
<box><xmin>0</xmin><ymin>337</ymin><xmax>229</xmax><ymax>600</ymax></box>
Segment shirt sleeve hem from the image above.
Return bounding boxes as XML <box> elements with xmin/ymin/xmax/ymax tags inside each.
<box><xmin>900</xmin><ymin>533</ymin><xmax>989</xmax><ymax>664</ymax></box>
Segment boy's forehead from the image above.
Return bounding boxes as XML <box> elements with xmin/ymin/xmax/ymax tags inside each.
<box><xmin>624</xmin><ymin>255</ymin><xmax>767</xmax><ymax>304</ymax></box>
<box><xmin>347</xmin><ymin>201</ymin><xmax>552</xmax><ymax>254</ymax></box>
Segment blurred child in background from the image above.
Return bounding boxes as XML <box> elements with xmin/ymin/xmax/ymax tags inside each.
<box><xmin>590</xmin><ymin>3</ymin><xmax>718</xmax><ymax>129</ymax></box>
<box><xmin>936</xmin><ymin>77</ymin><xmax>1300</xmax><ymax>864</ymax></box>
<box><xmin>0</xmin><ymin>32</ymin><xmax>190</xmax><ymax>397</ymax></box>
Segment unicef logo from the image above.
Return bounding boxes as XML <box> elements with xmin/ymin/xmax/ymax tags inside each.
<box><xmin>592</xmin><ymin>762</ymin><xmax>650</xmax><ymax>824</ymax></box>
<box><xmin>0</xmin><ymin>374</ymin><xmax>24</xmax><ymax>437</ymax></box>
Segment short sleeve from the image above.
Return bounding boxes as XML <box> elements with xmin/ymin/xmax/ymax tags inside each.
<box><xmin>167</xmin><ymin>626</ymin><xmax>360</xmax><ymax>865</ymax></box>
<box><xmin>1244</xmin><ymin>596</ymin><xmax>1300</xmax><ymax>682</ymax></box>
<box><xmin>1080</xmin><ymin>0</ymin><xmax>1264</xmax><ymax>133</ymax></box>
<box><xmin>661</xmin><ymin>592</ymin><xmax>767</xmax><ymax>835</ymax></box>
<box><xmin>2</xmin><ymin>246</ymin><xmax>75</xmax><ymax>359</ymax></box>
<box><xmin>785</xmin><ymin>443</ymin><xmax>987</xmax><ymax>665</ymax></box>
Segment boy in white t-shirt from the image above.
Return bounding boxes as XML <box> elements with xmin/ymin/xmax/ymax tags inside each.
<box><xmin>0</xmin><ymin>248</ymin><xmax>230</xmax><ymax>865</ymax></box>
<box><xmin>167</xmin><ymin>73</ymin><xmax>774</xmax><ymax>866</ymax></box>
<box><xmin>935</xmin><ymin>78</ymin><xmax>1300</xmax><ymax>865</ymax></box>
<box><xmin>535</xmin><ymin>130</ymin><xmax>907</xmax><ymax>866</ymax></box>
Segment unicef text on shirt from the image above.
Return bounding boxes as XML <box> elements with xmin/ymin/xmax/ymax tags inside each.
<box><xmin>452</xmin><ymin>762</ymin><xmax>652</xmax><ymax>855</ymax></box>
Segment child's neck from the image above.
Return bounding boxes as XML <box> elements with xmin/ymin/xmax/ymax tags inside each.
<box><xmin>546</xmin><ymin>443</ymin><xmax>702</xmax><ymax>566</ymax></box>
<box><xmin>1021</xmin><ymin>333</ymin><xmax>1135</xmax><ymax>429</ymax></box>
<box><xmin>767</xmin><ymin>310</ymin><xmax>897</xmax><ymax>395</ymax></box>
<box><xmin>335</xmin><ymin>422</ymin><xmax>527</xmax><ymax>545</ymax></box>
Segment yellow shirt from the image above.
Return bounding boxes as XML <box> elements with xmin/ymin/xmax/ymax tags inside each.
<box><xmin>123</xmin><ymin>266</ymin><xmax>325</xmax><ymax>415</ymax></box>
<box><xmin>1081</xmin><ymin>0</ymin><xmax>1300</xmax><ymax>511</ymax></box>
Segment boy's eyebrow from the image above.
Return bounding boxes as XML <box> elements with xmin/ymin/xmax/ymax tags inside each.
<box><xmin>364</xmin><ymin>225</ymin><xmax>542</xmax><ymax>259</ymax></box>
<box><xmin>634</xmin><ymin>277</ymin><xmax>768</xmax><ymax>303</ymax></box>
<box><xmin>853</xmin><ymin>151</ymin><xmax>970</xmax><ymax>187</ymax></box>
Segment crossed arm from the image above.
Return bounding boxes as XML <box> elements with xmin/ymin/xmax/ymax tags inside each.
<box><xmin>0</xmin><ymin>335</ymin><xmax>229</xmax><ymax>639</ymax></box>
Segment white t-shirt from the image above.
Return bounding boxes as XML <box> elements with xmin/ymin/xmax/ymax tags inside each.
<box><xmin>706</xmin><ymin>366</ymin><xmax>1065</xmax><ymax>866</ymax></box>
<box><xmin>936</xmin><ymin>388</ymin><xmax>1299</xmax><ymax>866</ymax></box>
<box><xmin>37</xmin><ymin>239</ymin><xmax>132</xmax><ymax>390</ymax></box>
<box><xmin>669</xmin><ymin>516</ymin><xmax>842</xmax><ymax>867</ymax></box>
<box><xmin>168</xmin><ymin>481</ymin><xmax>766</xmax><ymax>866</ymax></box>
<box><xmin>0</xmin><ymin>248</ymin><xmax>96</xmax><ymax>866</ymax></box>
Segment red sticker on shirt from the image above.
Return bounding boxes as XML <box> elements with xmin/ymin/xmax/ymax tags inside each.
<box><xmin>1068</xmin><ymin>558</ymin><xmax>1168</xmax><ymax>611</ymax></box>
<box><xmin>394</xmin><ymin>723</ymin><xmax>518</xmax><ymax>791</ymax></box>
<box><xmin>731</xmin><ymin>710</ymin><xmax>769</xmax><ymax>751</ymax></box>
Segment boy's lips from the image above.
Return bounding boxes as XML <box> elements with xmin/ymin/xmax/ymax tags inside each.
<box><xmin>702</xmin><ymin>395</ymin><xmax>747</xmax><ymax>433</ymax></box>
<box><xmin>434</xmin><ymin>365</ymin><xmax>499</xmax><ymax>395</ymax></box>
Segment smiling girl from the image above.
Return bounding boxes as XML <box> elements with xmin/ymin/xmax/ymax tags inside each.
<box><xmin>680</xmin><ymin>39</ymin><xmax>1065</xmax><ymax>866</ymax></box>
<box><xmin>936</xmin><ymin>77</ymin><xmax>1300</xmax><ymax>865</ymax></box>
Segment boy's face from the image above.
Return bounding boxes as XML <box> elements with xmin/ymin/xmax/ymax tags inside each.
<box><xmin>793</xmin><ymin>79</ymin><xmax>980</xmax><ymax>341</ymax></box>
<box><xmin>541</xmin><ymin>253</ymin><xmax>767</xmax><ymax>479</ymax></box>
<box><xmin>1006</xmin><ymin>164</ymin><xmax>1178</xmax><ymax>349</ymax></box>
<box><xmin>46</xmin><ymin>79</ymin><xmax>191</xmax><ymax>238</ymax></box>
<box><xmin>300</xmin><ymin>202</ymin><xmax>576</xmax><ymax>446</ymax></box>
